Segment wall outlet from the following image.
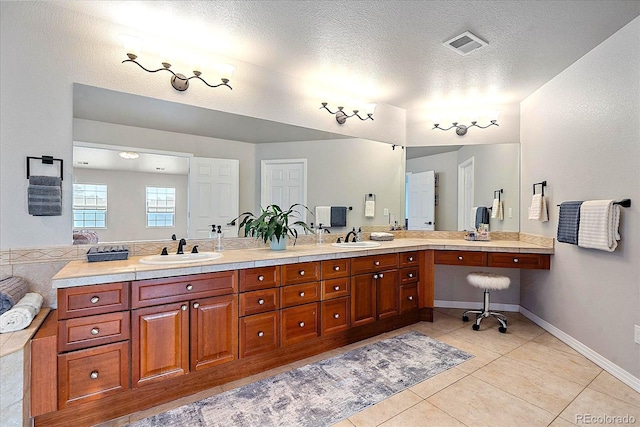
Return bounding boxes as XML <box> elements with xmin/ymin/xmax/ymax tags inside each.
<box><xmin>635</xmin><ymin>325</ymin><xmax>640</xmax><ymax>345</ymax></box>
<box><xmin>383</xmin><ymin>208</ymin><xmax>389</xmax><ymax>216</ymax></box>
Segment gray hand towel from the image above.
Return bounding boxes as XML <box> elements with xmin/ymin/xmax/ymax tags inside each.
<box><xmin>0</xmin><ymin>277</ymin><xmax>29</xmax><ymax>315</ymax></box>
<box><xmin>331</xmin><ymin>206</ymin><xmax>348</xmax><ymax>227</ymax></box>
<box><xmin>28</xmin><ymin>175</ymin><xmax>62</xmax><ymax>216</ymax></box>
<box><xmin>557</xmin><ymin>201</ymin><xmax>583</xmax><ymax>245</ymax></box>
<box><xmin>475</xmin><ymin>207</ymin><xmax>489</xmax><ymax>229</ymax></box>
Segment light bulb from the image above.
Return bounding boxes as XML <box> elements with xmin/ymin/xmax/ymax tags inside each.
<box><xmin>217</xmin><ymin>64</ymin><xmax>235</xmax><ymax>81</ymax></box>
<box><xmin>364</xmin><ymin>103</ymin><xmax>377</xmax><ymax>116</ymax></box>
<box><xmin>119</xmin><ymin>35</ymin><xmax>141</xmax><ymax>60</ymax></box>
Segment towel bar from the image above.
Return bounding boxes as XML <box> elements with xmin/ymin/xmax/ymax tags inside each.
<box><xmin>557</xmin><ymin>199</ymin><xmax>631</xmax><ymax>208</ymax></box>
<box><xmin>26</xmin><ymin>156</ymin><xmax>63</xmax><ymax>181</ymax></box>
<box><xmin>494</xmin><ymin>189</ymin><xmax>503</xmax><ymax>201</ymax></box>
<box><xmin>533</xmin><ymin>181</ymin><xmax>546</xmax><ymax>196</ymax></box>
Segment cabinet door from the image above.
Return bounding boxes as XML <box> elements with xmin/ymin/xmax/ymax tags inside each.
<box><xmin>351</xmin><ymin>274</ymin><xmax>376</xmax><ymax>327</ymax></box>
<box><xmin>132</xmin><ymin>302</ymin><xmax>189</xmax><ymax>388</ymax></box>
<box><xmin>321</xmin><ymin>297</ymin><xmax>350</xmax><ymax>335</ymax></box>
<box><xmin>240</xmin><ymin>311</ymin><xmax>280</xmax><ymax>358</ymax></box>
<box><xmin>377</xmin><ymin>270</ymin><xmax>399</xmax><ymax>320</ymax></box>
<box><xmin>281</xmin><ymin>303</ymin><xmax>319</xmax><ymax>346</ymax></box>
<box><xmin>190</xmin><ymin>294</ymin><xmax>238</xmax><ymax>372</ymax></box>
<box><xmin>400</xmin><ymin>284</ymin><xmax>419</xmax><ymax>314</ymax></box>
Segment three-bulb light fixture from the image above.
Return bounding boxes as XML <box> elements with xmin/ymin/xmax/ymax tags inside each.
<box><xmin>119</xmin><ymin>35</ymin><xmax>235</xmax><ymax>92</ymax></box>
<box><xmin>432</xmin><ymin>112</ymin><xmax>500</xmax><ymax>136</ymax></box>
<box><xmin>320</xmin><ymin>102</ymin><xmax>377</xmax><ymax>124</ymax></box>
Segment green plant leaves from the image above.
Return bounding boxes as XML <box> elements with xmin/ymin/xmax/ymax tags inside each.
<box><xmin>232</xmin><ymin>203</ymin><xmax>313</xmax><ymax>246</ymax></box>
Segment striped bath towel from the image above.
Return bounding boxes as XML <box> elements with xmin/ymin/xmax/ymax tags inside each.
<box><xmin>28</xmin><ymin>175</ymin><xmax>62</xmax><ymax>216</ymax></box>
<box><xmin>557</xmin><ymin>201</ymin><xmax>583</xmax><ymax>245</ymax></box>
<box><xmin>578</xmin><ymin>200</ymin><xmax>620</xmax><ymax>252</ymax></box>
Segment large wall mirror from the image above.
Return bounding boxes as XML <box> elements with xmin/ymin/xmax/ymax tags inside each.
<box><xmin>406</xmin><ymin>143</ymin><xmax>520</xmax><ymax>232</ymax></box>
<box><xmin>72</xmin><ymin>84</ymin><xmax>405</xmax><ymax>243</ymax></box>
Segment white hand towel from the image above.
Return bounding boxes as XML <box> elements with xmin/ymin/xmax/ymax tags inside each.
<box><xmin>498</xmin><ymin>201</ymin><xmax>504</xmax><ymax>221</ymax></box>
<box><xmin>578</xmin><ymin>200</ymin><xmax>620</xmax><ymax>252</ymax></box>
<box><xmin>0</xmin><ymin>292</ymin><xmax>43</xmax><ymax>333</ymax></box>
<box><xmin>491</xmin><ymin>199</ymin><xmax>499</xmax><ymax>218</ymax></box>
<box><xmin>541</xmin><ymin>196</ymin><xmax>549</xmax><ymax>222</ymax></box>
<box><xmin>315</xmin><ymin>206</ymin><xmax>331</xmax><ymax>228</ymax></box>
<box><xmin>528</xmin><ymin>194</ymin><xmax>542</xmax><ymax>220</ymax></box>
<box><xmin>365</xmin><ymin>200</ymin><xmax>375</xmax><ymax>218</ymax></box>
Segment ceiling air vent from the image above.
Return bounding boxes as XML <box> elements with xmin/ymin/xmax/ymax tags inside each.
<box><xmin>443</xmin><ymin>31</ymin><xmax>488</xmax><ymax>56</ymax></box>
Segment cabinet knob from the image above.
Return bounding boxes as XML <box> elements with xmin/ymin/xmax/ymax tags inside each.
<box><xmin>193</xmin><ymin>302</ymin><xmax>200</xmax><ymax>309</ymax></box>
<box><xmin>299</xmin><ymin>270</ymin><xmax>305</xmax><ymax>276</ymax></box>
<box><xmin>373</xmin><ymin>274</ymin><xmax>378</xmax><ymax>279</ymax></box>
<box><xmin>408</xmin><ymin>273</ymin><xmax>414</xmax><ymax>278</ymax></box>
<box><xmin>258</xmin><ymin>275</ymin><xmax>264</xmax><ymax>281</ymax></box>
<box><xmin>333</xmin><ymin>313</ymin><xmax>340</xmax><ymax>319</ymax></box>
<box><xmin>257</xmin><ymin>331</ymin><xmax>264</xmax><ymax>337</ymax></box>
<box><xmin>513</xmin><ymin>258</ymin><xmax>519</xmax><ymax>263</ymax></box>
<box><xmin>334</xmin><ymin>266</ymin><xmax>340</xmax><ymax>271</ymax></box>
<box><xmin>90</xmin><ymin>371</ymin><xmax>99</xmax><ymax>379</ymax></box>
<box><xmin>299</xmin><ymin>292</ymin><xmax>305</xmax><ymax>297</ymax></box>
<box><xmin>408</xmin><ymin>295</ymin><xmax>414</xmax><ymax>301</ymax></box>
<box><xmin>181</xmin><ymin>305</ymin><xmax>187</xmax><ymax>311</ymax></box>
<box><xmin>186</xmin><ymin>284</ymin><xmax>193</xmax><ymax>291</ymax></box>
<box><xmin>333</xmin><ymin>285</ymin><xmax>340</xmax><ymax>291</ymax></box>
<box><xmin>90</xmin><ymin>328</ymin><xmax>99</xmax><ymax>336</ymax></box>
<box><xmin>374</xmin><ymin>261</ymin><xmax>380</xmax><ymax>266</ymax></box>
<box><xmin>299</xmin><ymin>321</ymin><xmax>305</xmax><ymax>328</ymax></box>
<box><xmin>458</xmin><ymin>256</ymin><xmax>463</xmax><ymax>261</ymax></box>
<box><xmin>258</xmin><ymin>298</ymin><xmax>265</xmax><ymax>305</ymax></box>
<box><xmin>90</xmin><ymin>296</ymin><xmax>99</xmax><ymax>304</ymax></box>
<box><xmin>408</xmin><ymin>256</ymin><xmax>414</xmax><ymax>262</ymax></box>
<box><xmin>379</xmin><ymin>273</ymin><xmax>384</xmax><ymax>278</ymax></box>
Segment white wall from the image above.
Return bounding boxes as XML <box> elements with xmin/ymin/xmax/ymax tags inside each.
<box><xmin>520</xmin><ymin>17</ymin><xmax>640</xmax><ymax>380</ymax></box>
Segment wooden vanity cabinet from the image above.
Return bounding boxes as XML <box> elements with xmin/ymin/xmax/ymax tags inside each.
<box><xmin>434</xmin><ymin>250</ymin><xmax>487</xmax><ymax>266</ymax></box>
<box><xmin>434</xmin><ymin>250</ymin><xmax>550</xmax><ymax>270</ymax></box>
<box><xmin>399</xmin><ymin>251</ymin><xmax>420</xmax><ymax>314</ymax></box>
<box><xmin>351</xmin><ymin>254</ymin><xmax>399</xmax><ymax>327</ymax></box>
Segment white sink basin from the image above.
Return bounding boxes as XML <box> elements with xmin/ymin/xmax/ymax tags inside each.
<box><xmin>139</xmin><ymin>252</ymin><xmax>223</xmax><ymax>265</ymax></box>
<box><xmin>331</xmin><ymin>241</ymin><xmax>381</xmax><ymax>249</ymax></box>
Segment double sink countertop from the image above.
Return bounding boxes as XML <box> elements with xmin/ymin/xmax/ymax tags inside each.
<box><xmin>52</xmin><ymin>238</ymin><xmax>554</xmax><ymax>289</ymax></box>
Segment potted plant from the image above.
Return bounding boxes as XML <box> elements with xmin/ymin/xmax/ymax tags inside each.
<box><xmin>236</xmin><ymin>203</ymin><xmax>314</xmax><ymax>250</ymax></box>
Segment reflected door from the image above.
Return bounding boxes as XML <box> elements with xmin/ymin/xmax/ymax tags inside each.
<box><xmin>261</xmin><ymin>159</ymin><xmax>308</xmax><ymax>224</ymax></box>
<box><xmin>457</xmin><ymin>157</ymin><xmax>474</xmax><ymax>231</ymax></box>
<box><xmin>407</xmin><ymin>170</ymin><xmax>435</xmax><ymax>230</ymax></box>
<box><xmin>188</xmin><ymin>157</ymin><xmax>239</xmax><ymax>239</ymax></box>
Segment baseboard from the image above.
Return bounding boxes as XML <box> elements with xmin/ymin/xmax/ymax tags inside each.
<box><xmin>519</xmin><ymin>306</ymin><xmax>640</xmax><ymax>394</ymax></box>
<box><xmin>434</xmin><ymin>300</ymin><xmax>521</xmax><ymax>313</ymax></box>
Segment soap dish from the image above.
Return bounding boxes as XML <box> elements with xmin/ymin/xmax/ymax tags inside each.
<box><xmin>87</xmin><ymin>246</ymin><xmax>130</xmax><ymax>262</ymax></box>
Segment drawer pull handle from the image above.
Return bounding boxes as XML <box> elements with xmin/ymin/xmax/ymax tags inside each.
<box><xmin>458</xmin><ymin>256</ymin><xmax>463</xmax><ymax>261</ymax></box>
<box><xmin>379</xmin><ymin>273</ymin><xmax>384</xmax><ymax>278</ymax></box>
<box><xmin>258</xmin><ymin>275</ymin><xmax>264</xmax><ymax>281</ymax></box>
<box><xmin>408</xmin><ymin>273</ymin><xmax>414</xmax><ymax>278</ymax></box>
<box><xmin>374</xmin><ymin>261</ymin><xmax>380</xmax><ymax>266</ymax></box>
<box><xmin>299</xmin><ymin>270</ymin><xmax>305</xmax><ymax>276</ymax></box>
<box><xmin>193</xmin><ymin>302</ymin><xmax>200</xmax><ymax>309</ymax></box>
<box><xmin>333</xmin><ymin>313</ymin><xmax>340</xmax><ymax>319</ymax></box>
<box><xmin>334</xmin><ymin>266</ymin><xmax>340</xmax><ymax>271</ymax></box>
<box><xmin>299</xmin><ymin>292</ymin><xmax>305</xmax><ymax>297</ymax></box>
<box><xmin>90</xmin><ymin>328</ymin><xmax>99</xmax><ymax>336</ymax></box>
<box><xmin>258</xmin><ymin>299</ymin><xmax>265</xmax><ymax>305</ymax></box>
<box><xmin>90</xmin><ymin>371</ymin><xmax>99</xmax><ymax>380</ymax></box>
<box><xmin>408</xmin><ymin>296</ymin><xmax>414</xmax><ymax>301</ymax></box>
<box><xmin>333</xmin><ymin>286</ymin><xmax>340</xmax><ymax>291</ymax></box>
<box><xmin>513</xmin><ymin>258</ymin><xmax>519</xmax><ymax>263</ymax></box>
<box><xmin>186</xmin><ymin>284</ymin><xmax>193</xmax><ymax>291</ymax></box>
<box><xmin>299</xmin><ymin>321</ymin><xmax>305</xmax><ymax>328</ymax></box>
<box><xmin>258</xmin><ymin>331</ymin><xmax>264</xmax><ymax>337</ymax></box>
<box><xmin>181</xmin><ymin>305</ymin><xmax>187</xmax><ymax>311</ymax></box>
<box><xmin>408</xmin><ymin>256</ymin><xmax>414</xmax><ymax>262</ymax></box>
<box><xmin>90</xmin><ymin>296</ymin><xmax>99</xmax><ymax>304</ymax></box>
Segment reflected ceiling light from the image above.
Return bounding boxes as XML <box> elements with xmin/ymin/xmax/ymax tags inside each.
<box><xmin>119</xmin><ymin>35</ymin><xmax>234</xmax><ymax>92</ymax></box>
<box><xmin>320</xmin><ymin>103</ymin><xmax>376</xmax><ymax>124</ymax></box>
<box><xmin>118</xmin><ymin>151</ymin><xmax>140</xmax><ymax>159</ymax></box>
<box><xmin>433</xmin><ymin>111</ymin><xmax>500</xmax><ymax>136</ymax></box>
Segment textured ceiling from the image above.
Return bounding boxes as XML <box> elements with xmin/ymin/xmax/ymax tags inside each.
<box><xmin>59</xmin><ymin>0</ymin><xmax>640</xmax><ymax>111</ymax></box>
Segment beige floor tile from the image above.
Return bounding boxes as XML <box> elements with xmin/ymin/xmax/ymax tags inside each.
<box><xmin>505</xmin><ymin>318</ymin><xmax>546</xmax><ymax>341</ymax></box>
<box><xmin>428</xmin><ymin>376</ymin><xmax>556</xmax><ymax>427</ymax></box>
<box><xmin>472</xmin><ymin>356</ymin><xmax>585</xmax><ymax>414</ymax></box>
<box><xmin>332</xmin><ymin>419</ymin><xmax>356</xmax><ymax>427</ymax></box>
<box><xmin>380</xmin><ymin>400</ymin><xmax>467</xmax><ymax>427</ymax></box>
<box><xmin>533</xmin><ymin>332</ymin><xmax>582</xmax><ymax>357</ymax></box>
<box><xmin>437</xmin><ymin>335</ymin><xmax>502</xmax><ymax>374</ymax></box>
<box><xmin>435</xmin><ymin>307</ymin><xmax>468</xmax><ymax>318</ymax></box>
<box><xmin>430</xmin><ymin>311</ymin><xmax>467</xmax><ymax>333</ymax></box>
<box><xmin>447</xmin><ymin>323</ymin><xmax>528</xmax><ymax>355</ymax></box>
<box><xmin>407</xmin><ymin>321</ymin><xmax>449</xmax><ymax>339</ymax></box>
<box><xmin>410</xmin><ymin>367</ymin><xmax>468</xmax><ymax>399</ymax></box>
<box><xmin>348</xmin><ymin>390</ymin><xmax>422</xmax><ymax>427</ymax></box>
<box><xmin>93</xmin><ymin>415</ymin><xmax>130</xmax><ymax>427</ymax></box>
<box><xmin>559</xmin><ymin>388</ymin><xmax>640</xmax><ymax>426</ymax></box>
<box><xmin>548</xmin><ymin>416</ymin><xmax>578</xmax><ymax>426</ymax></box>
<box><xmin>588</xmin><ymin>371</ymin><xmax>640</xmax><ymax>407</ymax></box>
<box><xmin>507</xmin><ymin>342</ymin><xmax>601</xmax><ymax>386</ymax></box>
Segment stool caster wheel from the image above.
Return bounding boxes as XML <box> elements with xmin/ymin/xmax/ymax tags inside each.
<box><xmin>499</xmin><ymin>326</ymin><xmax>507</xmax><ymax>333</ymax></box>
<box><xmin>462</xmin><ymin>315</ymin><xmax>469</xmax><ymax>322</ymax></box>
<box><xmin>472</xmin><ymin>324</ymin><xmax>480</xmax><ymax>331</ymax></box>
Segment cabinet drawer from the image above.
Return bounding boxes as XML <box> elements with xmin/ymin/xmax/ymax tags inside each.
<box><xmin>281</xmin><ymin>282</ymin><xmax>320</xmax><ymax>308</ymax></box>
<box><xmin>351</xmin><ymin>253</ymin><xmax>398</xmax><ymax>275</ymax></box>
<box><xmin>400</xmin><ymin>267</ymin><xmax>419</xmax><ymax>285</ymax></box>
<box><xmin>240</xmin><ymin>311</ymin><xmax>280</xmax><ymax>358</ymax></box>
<box><xmin>400</xmin><ymin>284</ymin><xmax>419</xmax><ymax>314</ymax></box>
<box><xmin>131</xmin><ymin>271</ymin><xmax>238</xmax><ymax>308</ymax></box>
<box><xmin>321</xmin><ymin>259</ymin><xmax>350</xmax><ymax>279</ymax></box>
<box><xmin>399</xmin><ymin>251</ymin><xmax>419</xmax><ymax>267</ymax></box>
<box><xmin>58</xmin><ymin>282</ymin><xmax>129</xmax><ymax>319</ymax></box>
<box><xmin>434</xmin><ymin>251</ymin><xmax>487</xmax><ymax>266</ymax></box>
<box><xmin>281</xmin><ymin>262</ymin><xmax>320</xmax><ymax>285</ymax></box>
<box><xmin>281</xmin><ymin>303</ymin><xmax>319</xmax><ymax>346</ymax></box>
<box><xmin>239</xmin><ymin>266</ymin><xmax>280</xmax><ymax>292</ymax></box>
<box><xmin>58</xmin><ymin>311</ymin><xmax>130</xmax><ymax>352</ymax></box>
<box><xmin>239</xmin><ymin>289</ymin><xmax>280</xmax><ymax>316</ymax></box>
<box><xmin>321</xmin><ymin>277</ymin><xmax>350</xmax><ymax>300</ymax></box>
<box><xmin>57</xmin><ymin>341</ymin><xmax>129</xmax><ymax>408</ymax></box>
<box><xmin>321</xmin><ymin>297</ymin><xmax>350</xmax><ymax>335</ymax></box>
<box><xmin>488</xmin><ymin>253</ymin><xmax>551</xmax><ymax>270</ymax></box>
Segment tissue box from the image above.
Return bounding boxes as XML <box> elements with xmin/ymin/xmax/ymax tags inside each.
<box><xmin>87</xmin><ymin>246</ymin><xmax>130</xmax><ymax>262</ymax></box>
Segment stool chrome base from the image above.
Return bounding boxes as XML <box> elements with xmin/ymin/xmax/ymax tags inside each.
<box><xmin>462</xmin><ymin>289</ymin><xmax>508</xmax><ymax>333</ymax></box>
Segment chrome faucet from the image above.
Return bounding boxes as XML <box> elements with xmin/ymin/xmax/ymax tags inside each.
<box><xmin>177</xmin><ymin>238</ymin><xmax>187</xmax><ymax>254</ymax></box>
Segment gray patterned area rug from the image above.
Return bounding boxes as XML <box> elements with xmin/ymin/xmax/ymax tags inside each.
<box><xmin>129</xmin><ymin>331</ymin><xmax>472</xmax><ymax>427</ymax></box>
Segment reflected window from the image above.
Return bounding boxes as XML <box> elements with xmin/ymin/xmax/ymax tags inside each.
<box><xmin>73</xmin><ymin>183</ymin><xmax>107</xmax><ymax>228</ymax></box>
<box><xmin>146</xmin><ymin>186</ymin><xmax>175</xmax><ymax>228</ymax></box>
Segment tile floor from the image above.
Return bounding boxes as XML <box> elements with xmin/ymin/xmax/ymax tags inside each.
<box><xmin>99</xmin><ymin>309</ymin><xmax>640</xmax><ymax>427</ymax></box>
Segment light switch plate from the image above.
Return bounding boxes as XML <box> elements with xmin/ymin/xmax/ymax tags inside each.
<box><xmin>635</xmin><ymin>325</ymin><xmax>640</xmax><ymax>345</ymax></box>
<box><xmin>508</xmin><ymin>207</ymin><xmax>513</xmax><ymax>218</ymax></box>
<box><xmin>383</xmin><ymin>208</ymin><xmax>389</xmax><ymax>216</ymax></box>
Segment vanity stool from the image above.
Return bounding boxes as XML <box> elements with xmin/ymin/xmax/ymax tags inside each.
<box><xmin>462</xmin><ymin>272</ymin><xmax>510</xmax><ymax>333</ymax></box>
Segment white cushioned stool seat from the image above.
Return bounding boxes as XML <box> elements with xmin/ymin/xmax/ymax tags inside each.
<box><xmin>463</xmin><ymin>272</ymin><xmax>510</xmax><ymax>333</ymax></box>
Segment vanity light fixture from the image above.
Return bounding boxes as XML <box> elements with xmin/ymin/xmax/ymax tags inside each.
<box><xmin>432</xmin><ymin>120</ymin><xmax>498</xmax><ymax>136</ymax></box>
<box><xmin>320</xmin><ymin>103</ymin><xmax>376</xmax><ymax>124</ymax></box>
<box><xmin>119</xmin><ymin>35</ymin><xmax>234</xmax><ymax>92</ymax></box>
<box><xmin>118</xmin><ymin>151</ymin><xmax>139</xmax><ymax>160</ymax></box>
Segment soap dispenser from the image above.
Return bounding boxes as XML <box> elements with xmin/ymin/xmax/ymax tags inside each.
<box><xmin>357</xmin><ymin>227</ymin><xmax>362</xmax><ymax>242</ymax></box>
<box><xmin>209</xmin><ymin>224</ymin><xmax>216</xmax><ymax>239</ymax></box>
<box><xmin>317</xmin><ymin>224</ymin><xmax>324</xmax><ymax>245</ymax></box>
<box><xmin>216</xmin><ymin>225</ymin><xmax>224</xmax><ymax>252</ymax></box>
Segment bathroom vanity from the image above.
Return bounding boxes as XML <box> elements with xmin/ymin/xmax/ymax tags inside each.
<box><xmin>31</xmin><ymin>238</ymin><xmax>551</xmax><ymax>426</ymax></box>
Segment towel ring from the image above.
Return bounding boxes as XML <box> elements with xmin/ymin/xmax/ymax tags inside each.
<box><xmin>27</xmin><ymin>156</ymin><xmax>63</xmax><ymax>181</ymax></box>
<box><xmin>533</xmin><ymin>181</ymin><xmax>547</xmax><ymax>196</ymax></box>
